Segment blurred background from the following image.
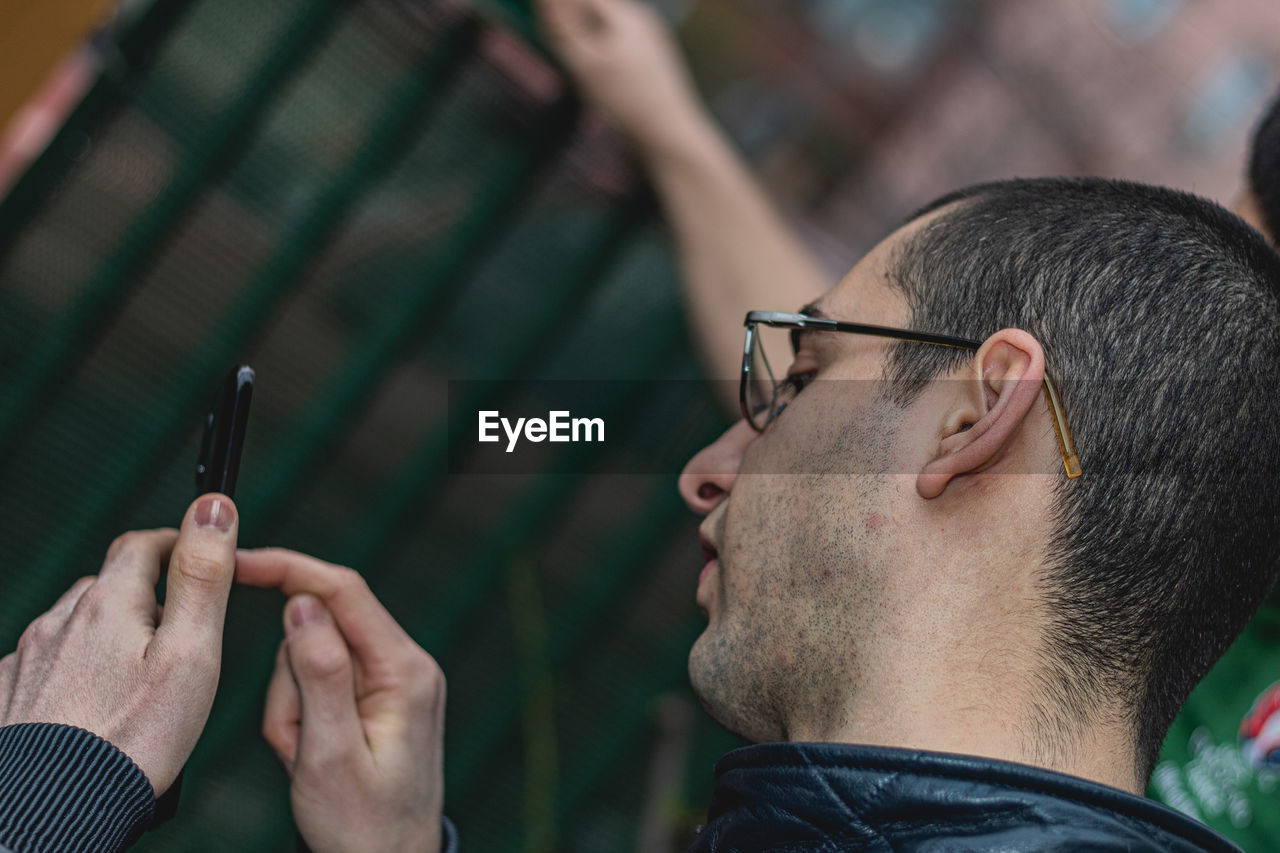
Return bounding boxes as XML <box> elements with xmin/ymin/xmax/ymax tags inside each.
<box><xmin>1</xmin><ymin>0</ymin><xmax>1278</xmax><ymax>850</ymax></box>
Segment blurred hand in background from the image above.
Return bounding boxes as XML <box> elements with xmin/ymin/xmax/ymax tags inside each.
<box><xmin>536</xmin><ymin>0</ymin><xmax>829</xmax><ymax>397</ymax></box>
<box><xmin>536</xmin><ymin>0</ymin><xmax>710</xmax><ymax>160</ymax></box>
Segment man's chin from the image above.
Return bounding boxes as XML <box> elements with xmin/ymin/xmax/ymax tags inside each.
<box><xmin>687</xmin><ymin>632</ymin><xmax>777</xmax><ymax>743</ymax></box>
<box><xmin>686</xmin><ymin>631</ymin><xmax>720</xmax><ymax>716</ymax></box>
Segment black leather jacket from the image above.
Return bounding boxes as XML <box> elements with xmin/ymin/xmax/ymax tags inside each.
<box><xmin>688</xmin><ymin>742</ymin><xmax>1241</xmax><ymax>852</ymax></box>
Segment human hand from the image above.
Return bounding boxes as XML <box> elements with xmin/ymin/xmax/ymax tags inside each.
<box><xmin>0</xmin><ymin>494</ymin><xmax>239</xmax><ymax>795</ymax></box>
<box><xmin>236</xmin><ymin>548</ymin><xmax>446</xmax><ymax>853</ymax></box>
<box><xmin>537</xmin><ymin>0</ymin><xmax>711</xmax><ymax>157</ymax></box>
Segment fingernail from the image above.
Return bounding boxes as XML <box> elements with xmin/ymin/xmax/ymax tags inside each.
<box><xmin>288</xmin><ymin>595</ymin><xmax>322</xmax><ymax>634</ymax></box>
<box><xmin>195</xmin><ymin>496</ymin><xmax>234</xmax><ymax>532</ymax></box>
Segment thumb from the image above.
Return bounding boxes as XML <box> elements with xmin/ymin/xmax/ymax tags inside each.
<box><xmin>156</xmin><ymin>494</ymin><xmax>238</xmax><ymax>652</ymax></box>
<box><xmin>284</xmin><ymin>594</ymin><xmax>366</xmax><ymax>769</ymax></box>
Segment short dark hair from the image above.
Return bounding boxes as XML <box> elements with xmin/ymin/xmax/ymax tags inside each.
<box><xmin>1248</xmin><ymin>90</ymin><xmax>1280</xmax><ymax>242</ymax></box>
<box><xmin>884</xmin><ymin>178</ymin><xmax>1280</xmax><ymax>783</ymax></box>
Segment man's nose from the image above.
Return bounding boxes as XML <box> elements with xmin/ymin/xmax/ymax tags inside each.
<box><xmin>678</xmin><ymin>419</ymin><xmax>758</xmax><ymax>514</ymax></box>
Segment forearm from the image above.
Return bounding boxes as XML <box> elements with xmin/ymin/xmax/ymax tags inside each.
<box><xmin>534</xmin><ymin>0</ymin><xmax>830</xmax><ymax>409</ymax></box>
<box><xmin>642</xmin><ymin>115</ymin><xmax>830</xmax><ymax>408</ymax></box>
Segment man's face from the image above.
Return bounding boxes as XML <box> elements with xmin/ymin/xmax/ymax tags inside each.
<box><xmin>680</xmin><ymin>220</ymin><xmax>932</xmax><ymax>743</ymax></box>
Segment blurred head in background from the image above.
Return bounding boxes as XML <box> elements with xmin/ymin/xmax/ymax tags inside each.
<box><xmin>1237</xmin><ymin>88</ymin><xmax>1280</xmax><ymax>244</ymax></box>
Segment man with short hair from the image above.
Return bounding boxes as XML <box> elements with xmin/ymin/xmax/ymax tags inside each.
<box><xmin>4</xmin><ymin>7</ymin><xmax>1280</xmax><ymax>853</ymax></box>
<box><xmin>7</xmin><ymin>174</ymin><xmax>1273</xmax><ymax>853</ymax></box>
<box><xmin>234</xmin><ymin>176</ymin><xmax>1279</xmax><ymax>851</ymax></box>
<box><xmin>673</xmin><ymin>179</ymin><xmax>1280</xmax><ymax>843</ymax></box>
<box><xmin>538</xmin><ymin>0</ymin><xmax>1280</xmax><ymax>843</ymax></box>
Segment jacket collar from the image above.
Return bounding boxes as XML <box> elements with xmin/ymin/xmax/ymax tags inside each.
<box><xmin>689</xmin><ymin>742</ymin><xmax>1239</xmax><ymax>852</ymax></box>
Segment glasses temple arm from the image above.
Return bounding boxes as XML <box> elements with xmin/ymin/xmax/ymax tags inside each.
<box><xmin>1041</xmin><ymin>376</ymin><xmax>1082</xmax><ymax>478</ymax></box>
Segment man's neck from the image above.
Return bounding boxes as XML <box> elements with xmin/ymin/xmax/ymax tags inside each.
<box><xmin>783</xmin><ymin>615</ymin><xmax>1141</xmax><ymax>794</ymax></box>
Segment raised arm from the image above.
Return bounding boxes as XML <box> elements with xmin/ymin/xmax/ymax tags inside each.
<box><xmin>537</xmin><ymin>0</ymin><xmax>828</xmax><ymax>408</ymax></box>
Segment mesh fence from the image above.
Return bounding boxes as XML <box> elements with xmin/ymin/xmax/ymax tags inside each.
<box><xmin>0</xmin><ymin>0</ymin><xmax>741</xmax><ymax>849</ymax></box>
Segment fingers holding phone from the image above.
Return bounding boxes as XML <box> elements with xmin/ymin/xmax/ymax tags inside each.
<box><xmin>155</xmin><ymin>494</ymin><xmax>239</xmax><ymax>667</ymax></box>
<box><xmin>0</xmin><ymin>494</ymin><xmax>239</xmax><ymax>796</ymax></box>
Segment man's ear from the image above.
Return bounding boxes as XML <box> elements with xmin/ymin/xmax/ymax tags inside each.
<box><xmin>916</xmin><ymin>328</ymin><xmax>1046</xmax><ymax>499</ymax></box>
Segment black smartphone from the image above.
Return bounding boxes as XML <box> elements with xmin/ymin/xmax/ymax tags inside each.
<box><xmin>152</xmin><ymin>365</ymin><xmax>255</xmax><ymax>829</ymax></box>
<box><xmin>196</xmin><ymin>364</ymin><xmax>255</xmax><ymax>499</ymax></box>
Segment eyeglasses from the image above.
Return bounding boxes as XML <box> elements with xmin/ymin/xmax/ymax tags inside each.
<box><xmin>740</xmin><ymin>311</ymin><xmax>1082</xmax><ymax>479</ymax></box>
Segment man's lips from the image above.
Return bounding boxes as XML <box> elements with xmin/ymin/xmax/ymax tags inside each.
<box><xmin>697</xmin><ymin>535</ymin><xmax>718</xmax><ymax>614</ymax></box>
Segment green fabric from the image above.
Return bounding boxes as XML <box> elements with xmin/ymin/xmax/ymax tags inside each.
<box><xmin>1150</xmin><ymin>604</ymin><xmax>1280</xmax><ymax>852</ymax></box>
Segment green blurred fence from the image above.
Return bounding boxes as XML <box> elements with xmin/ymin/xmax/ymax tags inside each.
<box><xmin>0</xmin><ymin>0</ymin><xmax>744</xmax><ymax>849</ymax></box>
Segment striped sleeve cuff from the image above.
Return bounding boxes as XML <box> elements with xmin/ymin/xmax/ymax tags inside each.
<box><xmin>441</xmin><ymin>815</ymin><xmax>459</xmax><ymax>853</ymax></box>
<box><xmin>0</xmin><ymin>723</ymin><xmax>155</xmax><ymax>853</ymax></box>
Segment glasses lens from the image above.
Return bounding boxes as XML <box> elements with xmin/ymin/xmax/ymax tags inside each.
<box><xmin>744</xmin><ymin>324</ymin><xmax>777</xmax><ymax>429</ymax></box>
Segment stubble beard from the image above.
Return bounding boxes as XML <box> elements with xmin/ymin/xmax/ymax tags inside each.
<box><xmin>687</xmin><ymin>393</ymin><xmax>904</xmax><ymax>745</ymax></box>
<box><xmin>688</xmin><ymin>607</ymin><xmax>788</xmax><ymax>743</ymax></box>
